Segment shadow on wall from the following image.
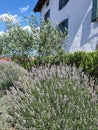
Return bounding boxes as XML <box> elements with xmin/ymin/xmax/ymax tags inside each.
<box><xmin>67</xmin><ymin>0</ymin><xmax>98</xmax><ymax>50</ymax></box>
<box><xmin>67</xmin><ymin>0</ymin><xmax>92</xmax><ymax>51</ymax></box>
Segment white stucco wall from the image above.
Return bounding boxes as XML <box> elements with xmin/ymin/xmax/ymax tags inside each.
<box><xmin>41</xmin><ymin>0</ymin><xmax>98</xmax><ymax>52</ymax></box>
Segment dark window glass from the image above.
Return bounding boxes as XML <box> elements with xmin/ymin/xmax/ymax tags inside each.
<box><xmin>59</xmin><ymin>19</ymin><xmax>68</xmax><ymax>33</ymax></box>
<box><xmin>59</xmin><ymin>0</ymin><xmax>69</xmax><ymax>10</ymax></box>
<box><xmin>44</xmin><ymin>9</ymin><xmax>50</xmax><ymax>21</ymax></box>
<box><xmin>46</xmin><ymin>0</ymin><xmax>49</xmax><ymax>7</ymax></box>
<box><xmin>92</xmin><ymin>0</ymin><xmax>98</xmax><ymax>22</ymax></box>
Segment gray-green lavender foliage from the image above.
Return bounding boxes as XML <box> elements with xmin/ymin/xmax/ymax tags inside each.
<box><xmin>0</xmin><ymin>61</ymin><xmax>29</xmax><ymax>96</ymax></box>
<box><xmin>0</xmin><ymin>62</ymin><xmax>32</xmax><ymax>129</ymax></box>
<box><xmin>1</xmin><ymin>63</ymin><xmax>97</xmax><ymax>130</ymax></box>
<box><xmin>0</xmin><ymin>95</ymin><xmax>12</xmax><ymax>130</ymax></box>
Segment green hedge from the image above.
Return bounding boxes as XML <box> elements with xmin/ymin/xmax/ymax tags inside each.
<box><xmin>34</xmin><ymin>51</ymin><xmax>98</xmax><ymax>79</ymax></box>
<box><xmin>66</xmin><ymin>51</ymin><xmax>98</xmax><ymax>79</ymax></box>
<box><xmin>12</xmin><ymin>51</ymin><xmax>98</xmax><ymax>80</ymax></box>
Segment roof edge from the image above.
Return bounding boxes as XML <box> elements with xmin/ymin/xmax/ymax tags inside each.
<box><xmin>34</xmin><ymin>0</ymin><xmax>47</xmax><ymax>12</ymax></box>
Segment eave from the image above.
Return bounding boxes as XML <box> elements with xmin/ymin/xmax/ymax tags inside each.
<box><xmin>34</xmin><ymin>0</ymin><xmax>47</xmax><ymax>12</ymax></box>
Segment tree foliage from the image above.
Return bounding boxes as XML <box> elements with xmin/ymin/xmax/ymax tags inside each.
<box><xmin>0</xmin><ymin>14</ymin><xmax>67</xmax><ymax>69</ymax></box>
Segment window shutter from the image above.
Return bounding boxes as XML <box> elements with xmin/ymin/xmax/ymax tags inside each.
<box><xmin>92</xmin><ymin>0</ymin><xmax>98</xmax><ymax>22</ymax></box>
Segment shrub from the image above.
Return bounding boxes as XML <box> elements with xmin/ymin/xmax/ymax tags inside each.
<box><xmin>34</xmin><ymin>51</ymin><xmax>98</xmax><ymax>80</ymax></box>
<box><xmin>0</xmin><ymin>61</ymin><xmax>28</xmax><ymax>96</ymax></box>
<box><xmin>0</xmin><ymin>61</ymin><xmax>32</xmax><ymax>129</ymax></box>
<box><xmin>0</xmin><ymin>95</ymin><xmax>12</xmax><ymax>130</ymax></box>
<box><xmin>5</xmin><ymin>65</ymin><xmax>98</xmax><ymax>130</ymax></box>
<box><xmin>0</xmin><ymin>14</ymin><xmax>66</xmax><ymax>70</ymax></box>
<box><xmin>66</xmin><ymin>51</ymin><xmax>98</xmax><ymax>80</ymax></box>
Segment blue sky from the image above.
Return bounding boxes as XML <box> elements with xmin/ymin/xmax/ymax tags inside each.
<box><xmin>0</xmin><ymin>0</ymin><xmax>40</xmax><ymax>32</ymax></box>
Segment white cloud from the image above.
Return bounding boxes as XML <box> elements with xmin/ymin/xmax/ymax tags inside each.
<box><xmin>23</xmin><ymin>26</ymin><xmax>40</xmax><ymax>33</ymax></box>
<box><xmin>0</xmin><ymin>13</ymin><xmax>19</xmax><ymax>24</ymax></box>
<box><xmin>23</xmin><ymin>26</ymin><xmax>31</xmax><ymax>32</ymax></box>
<box><xmin>19</xmin><ymin>5</ymin><xmax>30</xmax><ymax>13</ymax></box>
<box><xmin>0</xmin><ymin>31</ymin><xmax>4</xmax><ymax>35</ymax></box>
<box><xmin>0</xmin><ymin>26</ymin><xmax>31</xmax><ymax>36</ymax></box>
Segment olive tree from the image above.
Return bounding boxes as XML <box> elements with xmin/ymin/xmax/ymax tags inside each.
<box><xmin>0</xmin><ymin>14</ymin><xmax>67</xmax><ymax>69</ymax></box>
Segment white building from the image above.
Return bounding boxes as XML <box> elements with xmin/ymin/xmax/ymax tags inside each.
<box><xmin>34</xmin><ymin>0</ymin><xmax>98</xmax><ymax>52</ymax></box>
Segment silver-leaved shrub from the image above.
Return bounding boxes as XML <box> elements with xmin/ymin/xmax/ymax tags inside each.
<box><xmin>0</xmin><ymin>61</ymin><xmax>32</xmax><ymax>129</ymax></box>
<box><xmin>4</xmin><ymin>64</ymin><xmax>98</xmax><ymax>130</ymax></box>
<box><xmin>0</xmin><ymin>61</ymin><xmax>29</xmax><ymax>96</ymax></box>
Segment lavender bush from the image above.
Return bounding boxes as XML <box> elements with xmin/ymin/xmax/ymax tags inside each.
<box><xmin>0</xmin><ymin>61</ymin><xmax>29</xmax><ymax>96</ymax></box>
<box><xmin>0</xmin><ymin>62</ymin><xmax>31</xmax><ymax>129</ymax></box>
<box><xmin>4</xmin><ymin>64</ymin><xmax>98</xmax><ymax>130</ymax></box>
<box><xmin>0</xmin><ymin>95</ymin><xmax>12</xmax><ymax>130</ymax></box>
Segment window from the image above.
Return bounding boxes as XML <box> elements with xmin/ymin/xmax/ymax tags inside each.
<box><xmin>92</xmin><ymin>0</ymin><xmax>98</xmax><ymax>22</ymax></box>
<box><xmin>44</xmin><ymin>9</ymin><xmax>50</xmax><ymax>21</ymax></box>
<box><xmin>46</xmin><ymin>0</ymin><xmax>49</xmax><ymax>7</ymax></box>
<box><xmin>59</xmin><ymin>0</ymin><xmax>69</xmax><ymax>10</ymax></box>
<box><xmin>59</xmin><ymin>19</ymin><xmax>68</xmax><ymax>33</ymax></box>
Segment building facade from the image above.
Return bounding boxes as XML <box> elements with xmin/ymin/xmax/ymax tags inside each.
<box><xmin>34</xmin><ymin>0</ymin><xmax>98</xmax><ymax>52</ymax></box>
